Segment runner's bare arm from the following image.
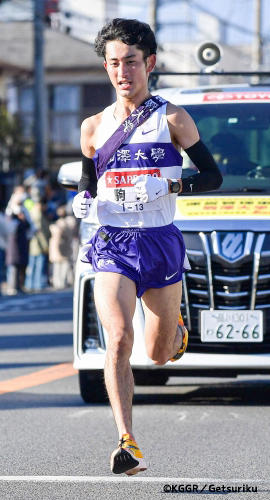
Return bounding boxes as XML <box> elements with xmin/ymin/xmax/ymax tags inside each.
<box><xmin>78</xmin><ymin>114</ymin><xmax>102</xmax><ymax>195</ymax></box>
<box><xmin>167</xmin><ymin>103</ymin><xmax>223</xmax><ymax>193</ymax></box>
<box><xmin>80</xmin><ymin>113</ymin><xmax>103</xmax><ymax>157</ymax></box>
<box><xmin>167</xmin><ymin>103</ymin><xmax>200</xmax><ymax>150</ymax></box>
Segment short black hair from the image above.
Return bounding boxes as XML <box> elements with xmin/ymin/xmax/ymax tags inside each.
<box><xmin>94</xmin><ymin>18</ymin><xmax>157</xmax><ymax>60</ymax></box>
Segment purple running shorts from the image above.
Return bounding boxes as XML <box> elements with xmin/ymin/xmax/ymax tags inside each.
<box><xmin>82</xmin><ymin>223</ymin><xmax>189</xmax><ymax>298</ymax></box>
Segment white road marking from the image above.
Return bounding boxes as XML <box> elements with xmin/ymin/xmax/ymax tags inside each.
<box><xmin>178</xmin><ymin>412</ymin><xmax>187</xmax><ymax>421</ymax></box>
<box><xmin>230</xmin><ymin>412</ymin><xmax>240</xmax><ymax>419</ymax></box>
<box><xmin>200</xmin><ymin>411</ymin><xmax>210</xmax><ymax>420</ymax></box>
<box><xmin>0</xmin><ymin>476</ymin><xmax>268</xmax><ymax>483</ymax></box>
<box><xmin>68</xmin><ymin>409</ymin><xmax>94</xmax><ymax>418</ymax></box>
<box><xmin>177</xmin><ymin>410</ymin><xmax>241</xmax><ymax>422</ymax></box>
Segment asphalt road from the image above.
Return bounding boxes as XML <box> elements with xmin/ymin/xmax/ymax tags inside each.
<box><xmin>0</xmin><ymin>289</ymin><xmax>270</xmax><ymax>500</ymax></box>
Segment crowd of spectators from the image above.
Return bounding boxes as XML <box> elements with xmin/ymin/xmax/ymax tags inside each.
<box><xmin>0</xmin><ymin>169</ymin><xmax>79</xmax><ymax>296</ymax></box>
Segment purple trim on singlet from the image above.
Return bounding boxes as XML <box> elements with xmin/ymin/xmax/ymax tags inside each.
<box><xmin>83</xmin><ymin>223</ymin><xmax>187</xmax><ymax>298</ymax></box>
<box><xmin>92</xmin><ymin>95</ymin><xmax>167</xmax><ymax>179</ymax></box>
<box><xmin>96</xmin><ymin>142</ymin><xmax>183</xmax><ymax>171</ymax></box>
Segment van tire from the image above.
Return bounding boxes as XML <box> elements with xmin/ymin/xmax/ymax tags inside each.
<box><xmin>79</xmin><ymin>370</ymin><xmax>108</xmax><ymax>403</ymax></box>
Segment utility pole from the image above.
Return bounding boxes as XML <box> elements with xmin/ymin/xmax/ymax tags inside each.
<box><xmin>149</xmin><ymin>0</ymin><xmax>158</xmax><ymax>35</ymax></box>
<box><xmin>33</xmin><ymin>0</ymin><xmax>47</xmax><ymax>171</ymax></box>
<box><xmin>253</xmin><ymin>0</ymin><xmax>263</xmax><ymax>71</ymax></box>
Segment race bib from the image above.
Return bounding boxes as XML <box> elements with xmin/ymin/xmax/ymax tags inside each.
<box><xmin>98</xmin><ymin>167</ymin><xmax>161</xmax><ymax>205</ymax></box>
<box><xmin>98</xmin><ymin>198</ymin><xmax>163</xmax><ymax>213</ymax></box>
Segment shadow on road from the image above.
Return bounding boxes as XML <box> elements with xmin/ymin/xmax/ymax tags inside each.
<box><xmin>1</xmin><ymin>378</ymin><xmax>270</xmax><ymax>410</ymax></box>
<box><xmin>0</xmin><ymin>333</ymin><xmax>72</xmax><ymax>350</ymax></box>
<box><xmin>0</xmin><ymin>362</ymin><xmax>63</xmax><ymax>370</ymax></box>
<box><xmin>0</xmin><ymin>392</ymin><xmax>84</xmax><ymax>410</ymax></box>
<box><xmin>133</xmin><ymin>379</ymin><xmax>270</xmax><ymax>406</ymax></box>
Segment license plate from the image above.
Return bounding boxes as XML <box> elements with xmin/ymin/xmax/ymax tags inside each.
<box><xmin>200</xmin><ymin>310</ymin><xmax>263</xmax><ymax>342</ymax></box>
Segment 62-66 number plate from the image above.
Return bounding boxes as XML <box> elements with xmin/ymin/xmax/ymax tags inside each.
<box><xmin>200</xmin><ymin>310</ymin><xmax>263</xmax><ymax>343</ymax></box>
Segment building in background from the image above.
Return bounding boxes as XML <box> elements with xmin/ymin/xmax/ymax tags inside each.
<box><xmin>49</xmin><ymin>0</ymin><xmax>119</xmax><ymax>43</ymax></box>
<box><xmin>0</xmin><ymin>20</ymin><xmax>113</xmax><ymax>172</ymax></box>
<box><xmin>0</xmin><ymin>0</ymin><xmax>120</xmax><ymax>42</ymax></box>
<box><xmin>0</xmin><ymin>0</ymin><xmax>120</xmax><ymax>174</ymax></box>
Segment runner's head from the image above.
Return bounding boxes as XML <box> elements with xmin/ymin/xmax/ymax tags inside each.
<box><xmin>96</xmin><ymin>19</ymin><xmax>157</xmax><ymax>99</ymax></box>
<box><xmin>94</xmin><ymin>18</ymin><xmax>157</xmax><ymax>60</ymax></box>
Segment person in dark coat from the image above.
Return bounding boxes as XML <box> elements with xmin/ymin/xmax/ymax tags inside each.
<box><xmin>0</xmin><ymin>211</ymin><xmax>8</xmax><ymax>295</ymax></box>
<box><xmin>5</xmin><ymin>194</ymin><xmax>30</xmax><ymax>295</ymax></box>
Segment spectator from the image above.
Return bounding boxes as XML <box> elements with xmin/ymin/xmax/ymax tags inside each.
<box><xmin>0</xmin><ymin>210</ymin><xmax>9</xmax><ymax>294</ymax></box>
<box><xmin>23</xmin><ymin>168</ymin><xmax>49</xmax><ymax>200</ymax></box>
<box><xmin>25</xmin><ymin>195</ymin><xmax>51</xmax><ymax>292</ymax></box>
<box><xmin>5</xmin><ymin>186</ymin><xmax>30</xmax><ymax>295</ymax></box>
<box><xmin>6</xmin><ymin>185</ymin><xmax>28</xmax><ymax>217</ymax></box>
<box><xmin>49</xmin><ymin>205</ymin><xmax>78</xmax><ymax>289</ymax></box>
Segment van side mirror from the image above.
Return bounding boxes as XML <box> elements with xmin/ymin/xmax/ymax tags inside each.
<box><xmin>57</xmin><ymin>161</ymin><xmax>82</xmax><ymax>191</ymax></box>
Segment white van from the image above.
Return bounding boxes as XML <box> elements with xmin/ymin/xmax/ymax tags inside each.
<box><xmin>58</xmin><ymin>82</ymin><xmax>270</xmax><ymax>403</ymax></box>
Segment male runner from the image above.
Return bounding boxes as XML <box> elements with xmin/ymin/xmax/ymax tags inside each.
<box><xmin>72</xmin><ymin>18</ymin><xmax>222</xmax><ymax>475</ymax></box>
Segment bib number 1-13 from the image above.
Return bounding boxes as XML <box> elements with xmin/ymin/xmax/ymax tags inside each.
<box><xmin>122</xmin><ymin>202</ymin><xmax>144</xmax><ymax>212</ymax></box>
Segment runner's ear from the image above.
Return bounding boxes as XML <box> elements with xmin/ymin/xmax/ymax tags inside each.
<box><xmin>146</xmin><ymin>54</ymin><xmax>156</xmax><ymax>74</ymax></box>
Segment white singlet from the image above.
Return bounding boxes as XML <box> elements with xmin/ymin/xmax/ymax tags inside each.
<box><xmin>91</xmin><ymin>99</ymin><xmax>183</xmax><ymax>228</ymax></box>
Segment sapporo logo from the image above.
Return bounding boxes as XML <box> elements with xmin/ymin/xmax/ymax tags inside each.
<box><xmin>105</xmin><ymin>168</ymin><xmax>160</xmax><ymax>187</ymax></box>
<box><xmin>220</xmin><ymin>233</ymin><xmax>244</xmax><ymax>261</ymax></box>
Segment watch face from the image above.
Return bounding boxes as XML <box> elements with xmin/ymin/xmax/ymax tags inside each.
<box><xmin>171</xmin><ymin>181</ymin><xmax>180</xmax><ymax>193</ymax></box>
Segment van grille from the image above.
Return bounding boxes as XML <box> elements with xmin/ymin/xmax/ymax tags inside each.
<box><xmin>82</xmin><ymin>279</ymin><xmax>104</xmax><ymax>351</ymax></box>
<box><xmin>181</xmin><ymin>231</ymin><xmax>270</xmax><ymax>354</ymax></box>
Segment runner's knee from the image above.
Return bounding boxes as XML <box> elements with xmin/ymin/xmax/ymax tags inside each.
<box><xmin>146</xmin><ymin>343</ymin><xmax>170</xmax><ymax>366</ymax></box>
<box><xmin>107</xmin><ymin>328</ymin><xmax>133</xmax><ymax>360</ymax></box>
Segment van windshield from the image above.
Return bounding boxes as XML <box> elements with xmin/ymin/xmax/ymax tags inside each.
<box><xmin>182</xmin><ymin>103</ymin><xmax>270</xmax><ymax>193</ymax></box>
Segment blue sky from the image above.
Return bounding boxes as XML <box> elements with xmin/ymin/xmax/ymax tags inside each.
<box><xmin>63</xmin><ymin>0</ymin><xmax>270</xmax><ymax>46</ymax></box>
<box><xmin>118</xmin><ymin>0</ymin><xmax>270</xmax><ymax>45</ymax></box>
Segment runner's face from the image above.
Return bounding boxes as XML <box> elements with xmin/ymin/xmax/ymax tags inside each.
<box><xmin>104</xmin><ymin>40</ymin><xmax>156</xmax><ymax>99</ymax></box>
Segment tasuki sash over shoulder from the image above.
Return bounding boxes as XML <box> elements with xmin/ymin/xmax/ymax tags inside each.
<box><xmin>93</xmin><ymin>95</ymin><xmax>167</xmax><ymax>179</ymax></box>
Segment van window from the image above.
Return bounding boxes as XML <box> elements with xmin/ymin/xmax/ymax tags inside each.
<box><xmin>182</xmin><ymin>103</ymin><xmax>270</xmax><ymax>193</ymax></box>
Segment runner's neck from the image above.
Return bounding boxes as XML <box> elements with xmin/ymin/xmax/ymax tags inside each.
<box><xmin>113</xmin><ymin>93</ymin><xmax>152</xmax><ymax>122</ymax></box>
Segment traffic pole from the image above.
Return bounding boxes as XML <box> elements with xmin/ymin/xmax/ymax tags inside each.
<box><xmin>33</xmin><ymin>0</ymin><xmax>48</xmax><ymax>171</ymax></box>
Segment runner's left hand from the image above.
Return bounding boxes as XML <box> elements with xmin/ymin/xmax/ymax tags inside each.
<box><xmin>131</xmin><ymin>175</ymin><xmax>168</xmax><ymax>202</ymax></box>
<box><xmin>72</xmin><ymin>190</ymin><xmax>92</xmax><ymax>218</ymax></box>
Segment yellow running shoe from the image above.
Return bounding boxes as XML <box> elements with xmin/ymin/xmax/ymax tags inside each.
<box><xmin>170</xmin><ymin>312</ymin><xmax>188</xmax><ymax>362</ymax></box>
<box><xmin>110</xmin><ymin>433</ymin><xmax>147</xmax><ymax>475</ymax></box>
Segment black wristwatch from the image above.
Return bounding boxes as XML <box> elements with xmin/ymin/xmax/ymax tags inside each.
<box><xmin>170</xmin><ymin>179</ymin><xmax>181</xmax><ymax>194</ymax></box>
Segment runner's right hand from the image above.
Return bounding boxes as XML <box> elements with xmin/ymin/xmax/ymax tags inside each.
<box><xmin>72</xmin><ymin>190</ymin><xmax>92</xmax><ymax>218</ymax></box>
<box><xmin>131</xmin><ymin>174</ymin><xmax>168</xmax><ymax>202</ymax></box>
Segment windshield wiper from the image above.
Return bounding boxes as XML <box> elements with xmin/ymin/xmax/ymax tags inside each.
<box><xmin>240</xmin><ymin>187</ymin><xmax>269</xmax><ymax>193</ymax></box>
<box><xmin>220</xmin><ymin>187</ymin><xmax>269</xmax><ymax>193</ymax></box>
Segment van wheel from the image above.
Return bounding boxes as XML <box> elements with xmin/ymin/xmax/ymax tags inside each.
<box><xmin>134</xmin><ymin>371</ymin><xmax>169</xmax><ymax>386</ymax></box>
<box><xmin>79</xmin><ymin>370</ymin><xmax>107</xmax><ymax>403</ymax></box>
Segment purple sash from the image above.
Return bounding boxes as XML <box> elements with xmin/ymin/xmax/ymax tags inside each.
<box><xmin>93</xmin><ymin>95</ymin><xmax>167</xmax><ymax>179</ymax></box>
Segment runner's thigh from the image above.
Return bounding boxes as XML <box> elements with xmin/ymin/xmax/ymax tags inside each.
<box><xmin>142</xmin><ymin>281</ymin><xmax>182</xmax><ymax>349</ymax></box>
<box><xmin>94</xmin><ymin>272</ymin><xmax>137</xmax><ymax>335</ymax></box>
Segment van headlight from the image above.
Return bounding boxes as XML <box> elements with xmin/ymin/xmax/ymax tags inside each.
<box><xmin>84</xmin><ymin>337</ymin><xmax>100</xmax><ymax>350</ymax></box>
